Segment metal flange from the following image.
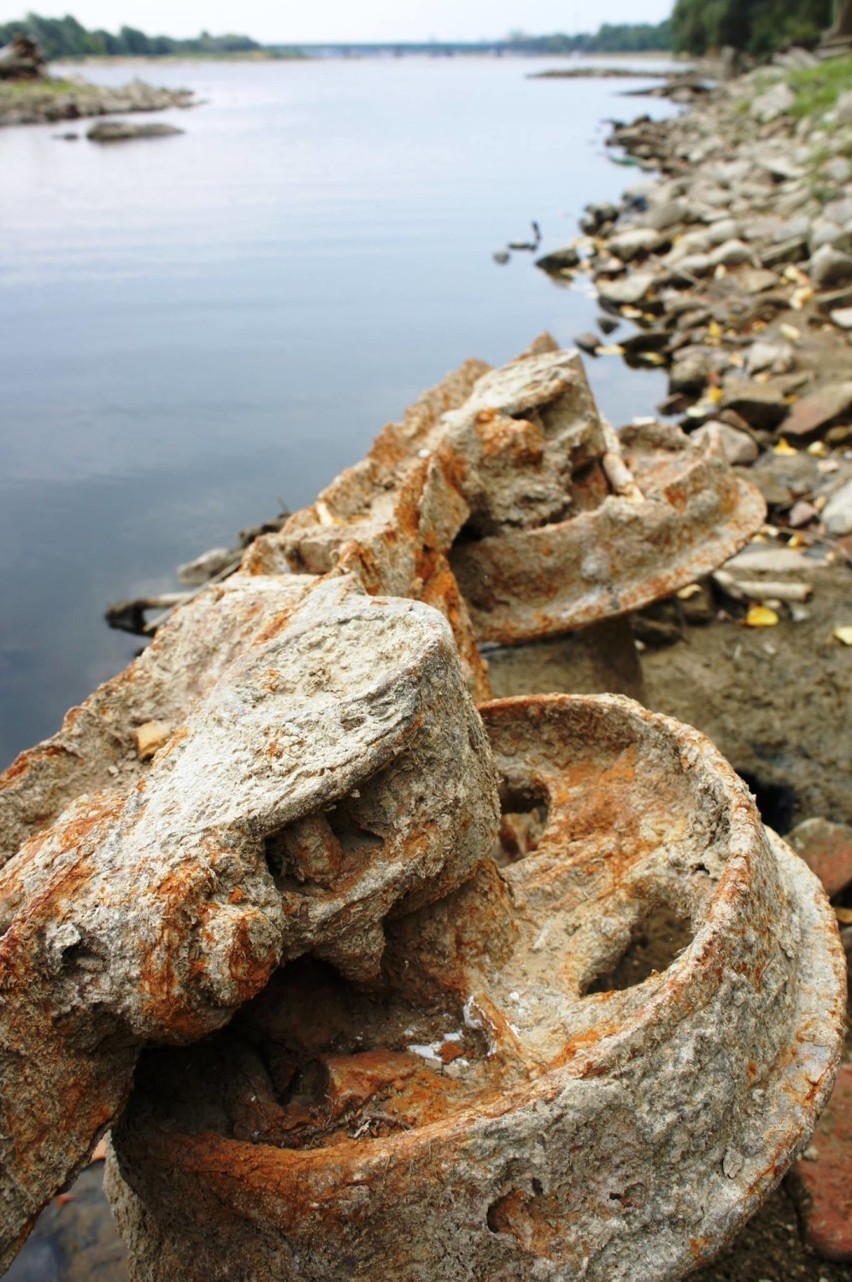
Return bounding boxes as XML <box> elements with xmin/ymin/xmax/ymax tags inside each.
<box><xmin>105</xmin><ymin>695</ymin><xmax>845</xmax><ymax>1282</ymax></box>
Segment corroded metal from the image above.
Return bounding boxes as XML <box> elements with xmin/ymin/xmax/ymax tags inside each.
<box><xmin>252</xmin><ymin>339</ymin><xmax>765</xmax><ymax>648</ymax></box>
<box><xmin>0</xmin><ymin>576</ymin><xmax>498</xmax><ymax>1269</ymax></box>
<box><xmin>104</xmin><ymin>695</ymin><xmax>845</xmax><ymax>1282</ymax></box>
<box><xmin>0</xmin><ymin>343</ymin><xmax>830</xmax><ymax>1281</ymax></box>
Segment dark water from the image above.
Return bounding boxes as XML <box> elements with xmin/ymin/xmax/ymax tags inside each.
<box><xmin>0</xmin><ymin>56</ymin><xmax>677</xmax><ymax>767</ymax></box>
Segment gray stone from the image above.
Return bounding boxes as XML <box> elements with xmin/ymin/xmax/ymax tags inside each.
<box><xmin>669</xmin><ymin>351</ymin><xmax>712</xmax><ymax>394</ymax></box>
<box><xmin>810</xmin><ymin>245</ymin><xmax>852</xmax><ymax>291</ymax></box>
<box><xmin>761</xmin><ymin>236</ymin><xmax>809</xmax><ymax>268</ymax></box>
<box><xmin>87</xmin><ymin>121</ymin><xmax>184</xmax><ymax>142</ymax></box>
<box><xmin>783</xmin><ymin>382</ymin><xmax>852</xmax><ymax>440</ymax></box>
<box><xmin>709</xmin><ymin>238</ymin><xmax>753</xmax><ymax>269</ymax></box>
<box><xmin>640</xmin><ymin>199</ymin><xmax>689</xmax><ymax>231</ymax></box>
<box><xmin>597</xmin><ymin>272</ymin><xmax>657</xmax><ymax>309</ymax></box>
<box><xmin>830</xmin><ymin>307</ymin><xmax>852</xmax><ymax>330</ymax></box>
<box><xmin>823</xmin><ymin>479</ymin><xmax>852</xmax><ymax>536</ymax></box>
<box><xmin>836</xmin><ymin>89</ymin><xmax>852</xmax><ymax>127</ymax></box>
<box><xmin>720</xmin><ymin>381</ymin><xmax>789</xmax><ymax>430</ymax></box>
<box><xmin>746</xmin><ymin>341</ymin><xmax>795</xmax><ymax>376</ymax></box>
<box><xmin>809</xmin><ymin>220</ymin><xmax>852</xmax><ymax>253</ymax></box>
<box><xmin>823</xmin><ymin>197</ymin><xmax>852</xmax><ymax>227</ymax></box>
<box><xmin>751</xmin><ymin>82</ymin><xmax>796</xmax><ymax>123</ymax></box>
<box><xmin>692</xmin><ymin>421</ymin><xmax>759</xmax><ymax>466</ymax></box>
<box><xmin>607</xmin><ymin>227</ymin><xmax>668</xmax><ymax>262</ymax></box>
<box><xmin>535</xmin><ymin>245</ymin><xmax>580</xmax><ymax>274</ymax></box>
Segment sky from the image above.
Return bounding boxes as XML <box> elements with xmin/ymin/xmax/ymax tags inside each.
<box><xmin>0</xmin><ymin>1</ymin><xmax>674</xmax><ymax>44</ymax></box>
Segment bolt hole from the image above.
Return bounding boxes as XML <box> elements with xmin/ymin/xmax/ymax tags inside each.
<box><xmin>531</xmin><ymin>1178</ymin><xmax>543</xmax><ymax>1197</ymax></box>
<box><xmin>737</xmin><ymin>772</ymin><xmax>797</xmax><ymax>836</ymax></box>
<box><xmin>495</xmin><ymin>783</ymin><xmax>550</xmax><ymax>866</ymax></box>
<box><xmin>584</xmin><ymin>903</ymin><xmax>694</xmax><ymax>995</ymax></box>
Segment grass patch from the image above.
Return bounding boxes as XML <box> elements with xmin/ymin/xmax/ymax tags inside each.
<box><xmin>789</xmin><ymin>54</ymin><xmax>852</xmax><ymax>119</ymax></box>
<box><xmin>0</xmin><ymin>76</ymin><xmax>79</xmax><ymax>96</ymax></box>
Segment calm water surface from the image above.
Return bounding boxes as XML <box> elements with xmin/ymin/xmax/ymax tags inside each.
<box><xmin>0</xmin><ymin>56</ymin><xmax>677</xmax><ymax>767</ymax></box>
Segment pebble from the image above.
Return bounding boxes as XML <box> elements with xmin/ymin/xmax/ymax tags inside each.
<box><xmin>796</xmin><ymin>1064</ymin><xmax>852</xmax><ymax>1263</ymax></box>
<box><xmin>823</xmin><ymin>478</ymin><xmax>852</xmax><ymax>537</ymax></box>
<box><xmin>810</xmin><ymin>245</ymin><xmax>852</xmax><ymax>291</ymax></box>
<box><xmin>787</xmin><ymin>818</ymin><xmax>852</xmax><ymax>898</ymax></box>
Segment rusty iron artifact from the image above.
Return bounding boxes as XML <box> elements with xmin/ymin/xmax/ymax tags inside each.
<box><xmin>104</xmin><ymin>695</ymin><xmax>845</xmax><ymax>1282</ymax></box>
<box><xmin>0</xmin><ymin>342</ymin><xmax>840</xmax><ymax>1281</ymax></box>
<box><xmin>252</xmin><ymin>335</ymin><xmax>765</xmax><ymax>646</ymax></box>
<box><xmin>0</xmin><ymin>576</ymin><xmax>499</xmax><ymax>1268</ymax></box>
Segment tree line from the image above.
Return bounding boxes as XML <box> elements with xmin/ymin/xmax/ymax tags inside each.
<box><xmin>508</xmin><ymin>20</ymin><xmax>674</xmax><ymax>53</ymax></box>
<box><xmin>0</xmin><ymin>13</ymin><xmax>262</xmax><ymax>59</ymax></box>
<box><xmin>671</xmin><ymin>0</ymin><xmax>834</xmax><ymax>54</ymax></box>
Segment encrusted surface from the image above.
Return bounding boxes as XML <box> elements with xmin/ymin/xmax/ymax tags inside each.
<box><xmin>105</xmin><ymin>695</ymin><xmax>845</xmax><ymax>1282</ymax></box>
<box><xmin>450</xmin><ymin>421</ymin><xmax>766</xmax><ymax>644</ymax></box>
<box><xmin>0</xmin><ymin>577</ymin><xmax>498</xmax><ymax>1269</ymax></box>
<box><xmin>251</xmin><ymin>340</ymin><xmax>764</xmax><ymax>649</ymax></box>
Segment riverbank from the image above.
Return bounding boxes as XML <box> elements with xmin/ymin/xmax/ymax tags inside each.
<box><xmin>0</xmin><ymin>73</ymin><xmax>194</xmax><ymax>125</ymax></box>
<box><xmin>560</xmin><ymin>51</ymin><xmax>852</xmax><ymax>1281</ymax></box>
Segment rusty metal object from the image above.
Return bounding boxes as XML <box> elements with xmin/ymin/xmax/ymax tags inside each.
<box><xmin>105</xmin><ymin>695</ymin><xmax>845</xmax><ymax>1282</ymax></box>
<box><xmin>0</xmin><ymin>574</ymin><xmax>318</xmax><ymax>864</ymax></box>
<box><xmin>449</xmin><ymin>419</ymin><xmax>766</xmax><ymax>644</ymax></box>
<box><xmin>250</xmin><ymin>341</ymin><xmax>764</xmax><ymax>653</ymax></box>
<box><xmin>0</xmin><ymin>576</ymin><xmax>499</xmax><ymax>1269</ymax></box>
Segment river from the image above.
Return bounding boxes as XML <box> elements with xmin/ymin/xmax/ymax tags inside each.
<box><xmin>0</xmin><ymin>55</ymin><xmax>678</xmax><ymax>768</ymax></box>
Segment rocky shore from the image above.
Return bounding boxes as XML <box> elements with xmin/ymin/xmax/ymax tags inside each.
<box><xmin>539</xmin><ymin>53</ymin><xmax>852</xmax><ymax>1281</ymax></box>
<box><xmin>0</xmin><ymin>74</ymin><xmax>194</xmax><ymax>126</ymax></box>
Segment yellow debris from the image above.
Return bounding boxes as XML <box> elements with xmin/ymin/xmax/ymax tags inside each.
<box><xmin>780</xmin><ymin>323</ymin><xmax>800</xmax><ymax>343</ymax></box>
<box><xmin>597</xmin><ymin>344</ymin><xmax>625</xmax><ymax>356</ymax></box>
<box><xmin>806</xmin><ymin>440</ymin><xmax>827</xmax><ymax>456</ymax></box>
<box><xmin>744</xmin><ymin>606</ymin><xmax>780</xmax><ymax>628</ymax></box>
<box><xmin>773</xmin><ymin>439</ymin><xmax>797</xmax><ymax>456</ymax></box>
<box><xmin>833</xmin><ymin>626</ymin><xmax>852</xmax><ymax>646</ymax></box>
<box><xmin>640</xmin><ymin>351</ymin><xmax>666</xmax><ymax>365</ymax></box>
<box><xmin>677</xmin><ymin>584</ymin><xmax>702</xmax><ymax>600</ymax></box>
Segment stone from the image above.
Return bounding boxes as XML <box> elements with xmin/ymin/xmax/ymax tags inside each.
<box><xmin>597</xmin><ymin>315</ymin><xmax>620</xmax><ymax>334</ymax></box>
<box><xmin>669</xmin><ymin>252</ymin><xmax>713</xmax><ymax>283</ymax></box>
<box><xmin>823</xmin><ymin>197</ymin><xmax>852</xmax><ymax>230</ymax></box>
<box><xmin>746</xmin><ymin>340</ymin><xmax>794</xmax><ymax>376</ymax></box>
<box><xmin>692</xmin><ymin>421</ymin><xmax>760</xmax><ymax>466</ymax></box>
<box><xmin>787</xmin><ymin>818</ymin><xmax>852</xmax><ymax>899</ymax></box>
<box><xmin>574</xmin><ymin>332</ymin><xmax>601</xmax><ymax>355</ymax></box>
<box><xmin>708</xmin><ymin>238</ymin><xmax>753</xmax><ymax>269</ymax></box>
<box><xmin>720</xmin><ymin>382</ymin><xmax>789</xmax><ymax>430</ymax></box>
<box><xmin>133</xmin><ymin>720</ymin><xmax>171</xmax><ymax>761</ymax></box>
<box><xmin>830</xmin><ymin>307</ymin><xmax>852</xmax><ymax>329</ymax></box>
<box><xmin>837</xmin><ymin>90</ymin><xmax>852</xmax><ymax>127</ymax></box>
<box><xmin>810</xmin><ymin>245</ymin><xmax>852</xmax><ymax>291</ymax></box>
<box><xmin>826</xmin><ymin>156</ymin><xmax>851</xmax><ymax>185</ymax></box>
<box><xmin>597</xmin><ymin>272</ymin><xmax>658</xmax><ymax>309</ymax></box>
<box><xmin>823</xmin><ymin>478</ymin><xmax>852</xmax><ymax>537</ymax></box>
<box><xmin>639</xmin><ymin>199</ymin><xmax>689</xmax><ymax>231</ymax></box>
<box><xmin>535</xmin><ymin>245</ymin><xmax>579</xmax><ymax>274</ymax></box>
<box><xmin>87</xmin><ymin>121</ymin><xmax>184</xmax><ymax>142</ymax></box>
<box><xmin>0</xmin><ymin>575</ymin><xmax>500</xmax><ymax>1267</ymax></box>
<box><xmin>669</xmin><ymin>351</ymin><xmax>712</xmax><ymax>394</ymax></box>
<box><xmin>788</xmin><ymin>498</ymin><xmax>818</xmax><ymax>527</ymax></box>
<box><xmin>105</xmin><ymin>694</ymin><xmax>846</xmax><ymax>1282</ymax></box>
<box><xmin>760</xmin><ymin>235</ymin><xmax>809</xmax><ymax>268</ymax></box>
<box><xmin>782</xmin><ymin>382</ymin><xmax>852</xmax><ymax>441</ymax></box>
<box><xmin>810</xmin><ymin>220</ymin><xmax>852</xmax><ymax>254</ymax></box>
<box><xmin>751</xmin><ymin>82</ymin><xmax>796</xmax><ymax>123</ymax></box>
<box><xmin>796</xmin><ymin>1064</ymin><xmax>852</xmax><ymax>1262</ymax></box>
<box><xmin>607</xmin><ymin>227</ymin><xmax>669</xmax><ymax>262</ymax></box>
<box><xmin>176</xmin><ymin>547</ymin><xmax>234</xmax><ymax>585</ymax></box>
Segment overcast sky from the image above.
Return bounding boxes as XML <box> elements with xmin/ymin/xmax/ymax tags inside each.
<box><xmin>0</xmin><ymin>1</ymin><xmax>674</xmax><ymax>43</ymax></box>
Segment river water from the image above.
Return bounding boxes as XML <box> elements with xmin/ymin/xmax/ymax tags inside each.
<box><xmin>0</xmin><ymin>56</ymin><xmax>677</xmax><ymax>768</ymax></box>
